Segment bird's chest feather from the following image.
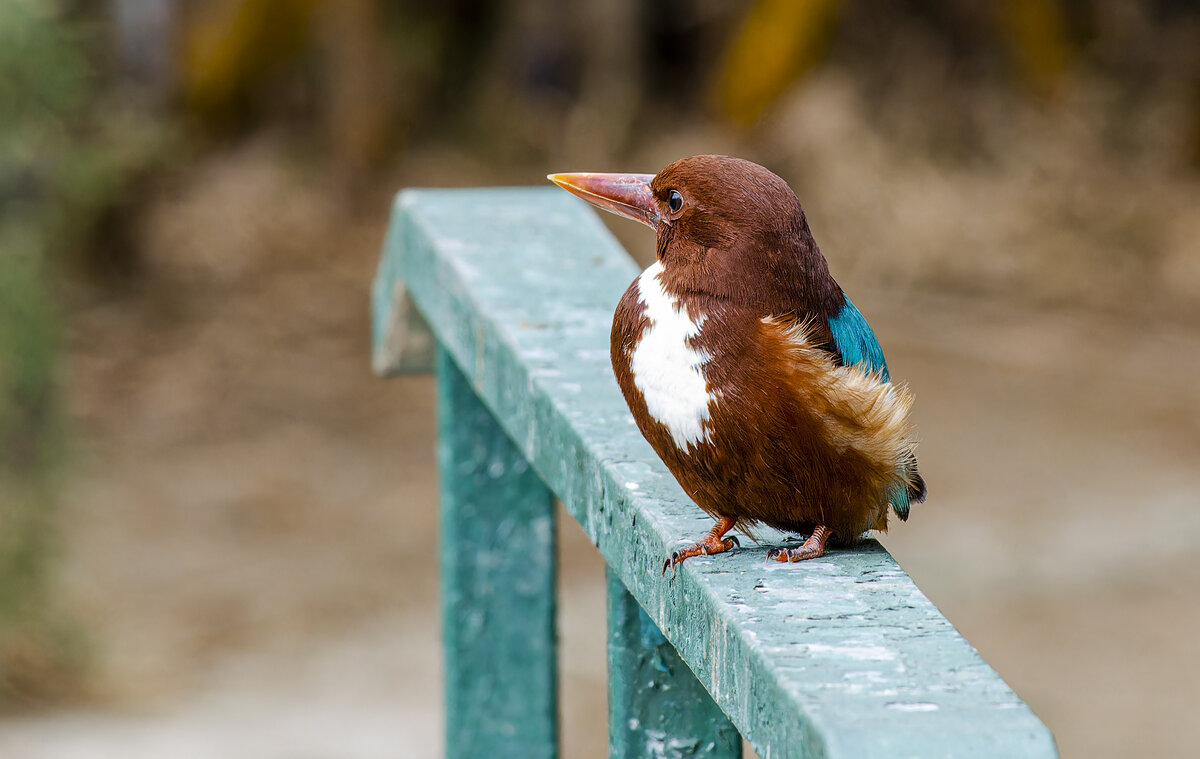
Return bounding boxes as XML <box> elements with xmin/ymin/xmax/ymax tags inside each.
<box><xmin>618</xmin><ymin>262</ymin><xmax>715</xmax><ymax>450</ymax></box>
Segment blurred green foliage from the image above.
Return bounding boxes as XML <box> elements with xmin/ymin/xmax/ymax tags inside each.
<box><xmin>0</xmin><ymin>0</ymin><xmax>84</xmax><ymax>706</ymax></box>
<box><xmin>0</xmin><ymin>0</ymin><xmax>168</xmax><ymax>705</ymax></box>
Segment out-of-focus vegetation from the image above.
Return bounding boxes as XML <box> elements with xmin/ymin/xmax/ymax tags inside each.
<box><xmin>149</xmin><ymin>0</ymin><xmax>1200</xmax><ymax>316</ymax></box>
<box><xmin>0</xmin><ymin>0</ymin><xmax>169</xmax><ymax>704</ymax></box>
<box><xmin>0</xmin><ymin>0</ymin><xmax>84</xmax><ymax>705</ymax></box>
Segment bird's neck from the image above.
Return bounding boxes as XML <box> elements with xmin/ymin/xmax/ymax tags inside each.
<box><xmin>791</xmin><ymin>230</ymin><xmax>844</xmax><ymax>319</ymax></box>
<box><xmin>657</xmin><ymin>228</ymin><xmax>844</xmax><ymax>320</ymax></box>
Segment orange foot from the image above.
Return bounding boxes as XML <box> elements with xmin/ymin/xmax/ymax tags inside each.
<box><xmin>663</xmin><ymin>516</ymin><xmax>739</xmax><ymax>576</ymax></box>
<box><xmin>767</xmin><ymin>524</ymin><xmax>831</xmax><ymax>563</ymax></box>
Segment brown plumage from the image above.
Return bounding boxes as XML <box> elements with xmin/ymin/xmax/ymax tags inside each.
<box><xmin>550</xmin><ymin>155</ymin><xmax>924</xmax><ymax>572</ymax></box>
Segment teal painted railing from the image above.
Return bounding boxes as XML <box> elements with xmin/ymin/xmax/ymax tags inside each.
<box><xmin>373</xmin><ymin>187</ymin><xmax>1058</xmax><ymax>759</ymax></box>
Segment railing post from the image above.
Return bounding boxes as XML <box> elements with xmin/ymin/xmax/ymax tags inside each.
<box><xmin>437</xmin><ymin>346</ymin><xmax>558</xmax><ymax>759</ymax></box>
<box><xmin>607</xmin><ymin>568</ymin><xmax>742</xmax><ymax>759</ymax></box>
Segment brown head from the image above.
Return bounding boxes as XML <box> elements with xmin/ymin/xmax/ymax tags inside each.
<box><xmin>549</xmin><ymin>155</ymin><xmax>842</xmax><ymax>316</ymax></box>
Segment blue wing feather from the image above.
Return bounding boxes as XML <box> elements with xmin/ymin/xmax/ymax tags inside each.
<box><xmin>826</xmin><ymin>296</ymin><xmax>917</xmax><ymax>518</ymax></box>
<box><xmin>827</xmin><ymin>296</ymin><xmax>889</xmax><ymax>381</ymax></box>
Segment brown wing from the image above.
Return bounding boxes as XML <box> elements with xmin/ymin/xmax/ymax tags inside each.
<box><xmin>687</xmin><ymin>308</ymin><xmax>916</xmax><ymax>540</ymax></box>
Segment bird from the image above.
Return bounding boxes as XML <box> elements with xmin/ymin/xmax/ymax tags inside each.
<box><xmin>548</xmin><ymin>155</ymin><xmax>925</xmax><ymax>574</ymax></box>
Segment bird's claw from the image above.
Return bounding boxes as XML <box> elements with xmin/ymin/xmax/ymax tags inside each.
<box><xmin>767</xmin><ymin>526</ymin><xmax>830</xmax><ymax>563</ymax></box>
<box><xmin>661</xmin><ymin>535</ymin><xmax>740</xmax><ymax>576</ymax></box>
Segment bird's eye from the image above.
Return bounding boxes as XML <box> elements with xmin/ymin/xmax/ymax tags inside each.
<box><xmin>667</xmin><ymin>190</ymin><xmax>683</xmax><ymax>213</ymax></box>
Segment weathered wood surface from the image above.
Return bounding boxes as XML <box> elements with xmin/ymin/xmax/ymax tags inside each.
<box><xmin>372</xmin><ymin>270</ymin><xmax>434</xmax><ymax>374</ymax></box>
<box><xmin>374</xmin><ymin>187</ymin><xmax>1059</xmax><ymax>758</ymax></box>
<box><xmin>436</xmin><ymin>347</ymin><xmax>557</xmax><ymax>759</ymax></box>
<box><xmin>608</xmin><ymin>567</ymin><xmax>742</xmax><ymax>759</ymax></box>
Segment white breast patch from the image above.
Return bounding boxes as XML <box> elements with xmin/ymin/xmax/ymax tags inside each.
<box><xmin>629</xmin><ymin>261</ymin><xmax>714</xmax><ymax>449</ymax></box>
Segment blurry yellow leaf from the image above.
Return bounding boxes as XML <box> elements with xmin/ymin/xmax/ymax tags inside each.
<box><xmin>996</xmin><ymin>0</ymin><xmax>1073</xmax><ymax>97</ymax></box>
<box><xmin>180</xmin><ymin>0</ymin><xmax>324</xmax><ymax>122</ymax></box>
<box><xmin>713</xmin><ymin>0</ymin><xmax>841</xmax><ymax>126</ymax></box>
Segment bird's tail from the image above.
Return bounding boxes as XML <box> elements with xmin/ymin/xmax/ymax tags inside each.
<box><xmin>890</xmin><ymin>449</ymin><xmax>926</xmax><ymax>522</ymax></box>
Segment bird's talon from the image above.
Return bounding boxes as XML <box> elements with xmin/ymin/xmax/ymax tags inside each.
<box><xmin>727</xmin><ymin>536</ymin><xmax>740</xmax><ymax>549</ymax></box>
<box><xmin>659</xmin><ymin>517</ymin><xmax>739</xmax><ymax>575</ymax></box>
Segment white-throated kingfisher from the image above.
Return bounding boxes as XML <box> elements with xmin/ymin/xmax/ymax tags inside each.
<box><xmin>549</xmin><ymin>155</ymin><xmax>926</xmax><ymax>574</ymax></box>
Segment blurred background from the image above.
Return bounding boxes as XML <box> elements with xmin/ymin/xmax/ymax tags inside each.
<box><xmin>1</xmin><ymin>0</ymin><xmax>1198</xmax><ymax>756</ymax></box>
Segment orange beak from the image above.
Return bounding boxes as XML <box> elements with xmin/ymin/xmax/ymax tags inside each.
<box><xmin>547</xmin><ymin>173</ymin><xmax>659</xmax><ymax>228</ymax></box>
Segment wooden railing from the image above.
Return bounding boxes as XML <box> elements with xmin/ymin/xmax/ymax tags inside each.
<box><xmin>373</xmin><ymin>187</ymin><xmax>1058</xmax><ymax>759</ymax></box>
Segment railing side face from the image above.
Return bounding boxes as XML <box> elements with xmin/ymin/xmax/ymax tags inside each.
<box><xmin>436</xmin><ymin>347</ymin><xmax>557</xmax><ymax>759</ymax></box>
<box><xmin>375</xmin><ymin>187</ymin><xmax>1059</xmax><ymax>759</ymax></box>
<box><xmin>607</xmin><ymin>567</ymin><xmax>742</xmax><ymax>759</ymax></box>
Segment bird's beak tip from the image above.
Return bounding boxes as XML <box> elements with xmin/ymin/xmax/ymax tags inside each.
<box><xmin>546</xmin><ymin>172</ymin><xmax>581</xmax><ymax>194</ymax></box>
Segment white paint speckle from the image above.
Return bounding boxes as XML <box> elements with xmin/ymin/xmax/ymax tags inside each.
<box><xmin>844</xmin><ymin>670</ymin><xmax>887</xmax><ymax>684</ymax></box>
<box><xmin>624</xmin><ymin>482</ymin><xmax>640</xmax><ymax>490</ymax></box>
<box><xmin>522</xmin><ymin>346</ymin><xmax>557</xmax><ymax>361</ymax></box>
<box><xmin>630</xmin><ymin>261</ymin><xmax>714</xmax><ymax>449</ymax></box>
<box><xmin>886</xmin><ymin>702</ymin><xmax>939</xmax><ymax>712</ymax></box>
<box><xmin>575</xmin><ymin>348</ymin><xmax>610</xmax><ymax>362</ymax></box>
<box><xmin>803</xmin><ymin>643</ymin><xmax>896</xmax><ymax>661</ymax></box>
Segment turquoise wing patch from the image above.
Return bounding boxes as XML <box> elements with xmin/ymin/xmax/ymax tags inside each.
<box><xmin>827</xmin><ymin>295</ymin><xmax>917</xmax><ymax>517</ymax></box>
<box><xmin>827</xmin><ymin>296</ymin><xmax>889</xmax><ymax>381</ymax></box>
